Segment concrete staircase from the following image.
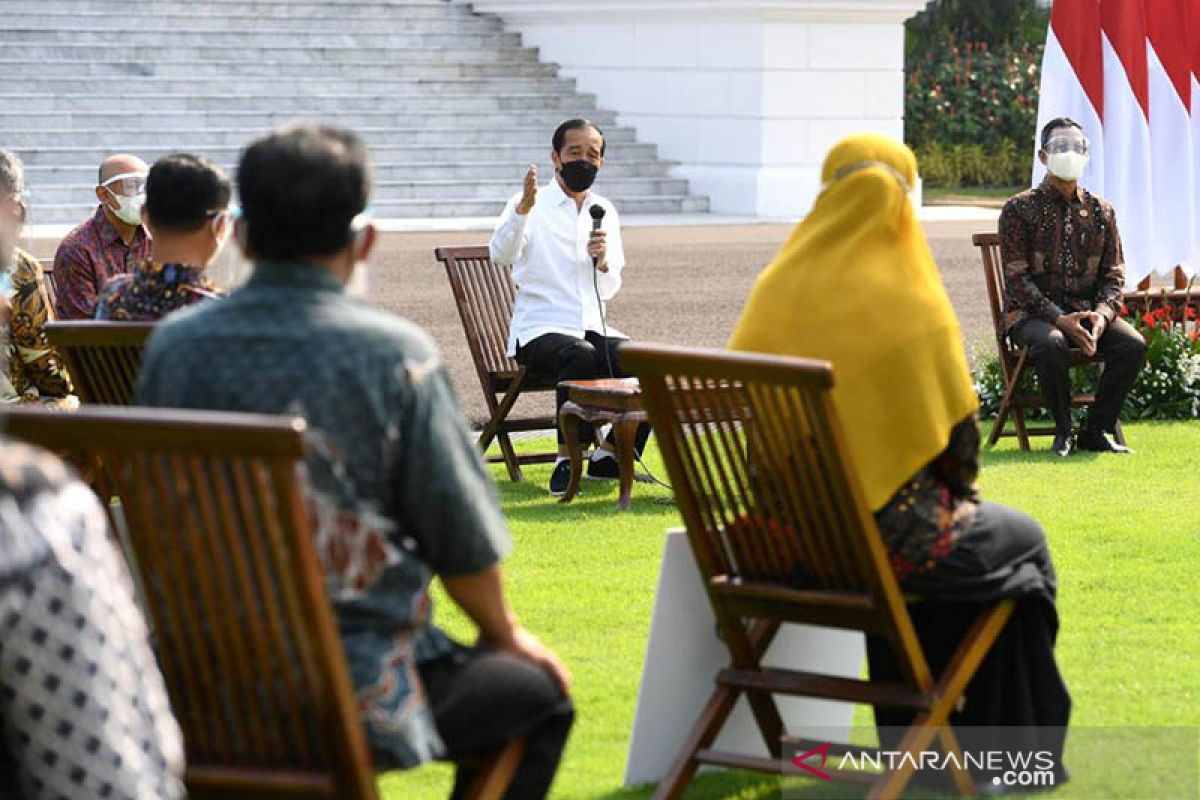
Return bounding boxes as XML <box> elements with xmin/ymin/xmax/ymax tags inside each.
<box><xmin>1</xmin><ymin>0</ymin><xmax>709</xmax><ymax>224</ymax></box>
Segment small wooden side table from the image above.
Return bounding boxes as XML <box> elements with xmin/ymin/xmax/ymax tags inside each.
<box><xmin>558</xmin><ymin>377</ymin><xmax>646</xmax><ymax>510</ymax></box>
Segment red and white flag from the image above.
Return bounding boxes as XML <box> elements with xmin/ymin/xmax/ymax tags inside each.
<box><xmin>1034</xmin><ymin>0</ymin><xmax>1106</xmax><ymax>194</ymax></box>
<box><xmin>1191</xmin><ymin>0</ymin><xmax>1200</xmax><ymax>275</ymax></box>
<box><xmin>1146</xmin><ymin>0</ymin><xmax>1194</xmax><ymax>275</ymax></box>
<box><xmin>1035</xmin><ymin>0</ymin><xmax>1199</xmax><ymax>285</ymax></box>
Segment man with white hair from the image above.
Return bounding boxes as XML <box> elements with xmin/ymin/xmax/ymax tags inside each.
<box><xmin>53</xmin><ymin>153</ymin><xmax>151</xmax><ymax>319</ymax></box>
<box><xmin>0</xmin><ymin>149</ymin><xmax>72</xmax><ymax>406</ymax></box>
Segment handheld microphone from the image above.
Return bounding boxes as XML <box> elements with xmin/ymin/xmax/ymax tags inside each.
<box><xmin>589</xmin><ymin>204</ymin><xmax>606</xmax><ymax>269</ymax></box>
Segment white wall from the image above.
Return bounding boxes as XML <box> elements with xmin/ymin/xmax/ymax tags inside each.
<box><xmin>465</xmin><ymin>0</ymin><xmax>925</xmax><ymax>217</ymax></box>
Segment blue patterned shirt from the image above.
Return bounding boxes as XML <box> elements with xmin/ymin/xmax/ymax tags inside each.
<box><xmin>135</xmin><ymin>262</ymin><xmax>512</xmax><ymax>768</ymax></box>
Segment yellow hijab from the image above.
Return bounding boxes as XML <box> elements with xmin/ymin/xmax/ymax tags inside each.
<box><xmin>728</xmin><ymin>133</ymin><xmax>978</xmax><ymax>511</ymax></box>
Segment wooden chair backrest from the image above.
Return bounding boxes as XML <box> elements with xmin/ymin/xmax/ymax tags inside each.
<box><xmin>0</xmin><ymin>406</ymin><xmax>379</xmax><ymax>800</ymax></box>
<box><xmin>43</xmin><ymin>321</ymin><xmax>155</xmax><ymax>405</ymax></box>
<box><xmin>622</xmin><ymin>344</ymin><xmax>918</xmax><ymax>633</ymax></box>
<box><xmin>971</xmin><ymin>232</ymin><xmax>1013</xmax><ymax>352</ymax></box>
<box><xmin>42</xmin><ymin>265</ymin><xmax>58</xmax><ymax>311</ymax></box>
<box><xmin>435</xmin><ymin>246</ymin><xmax>523</xmax><ymax>387</ymax></box>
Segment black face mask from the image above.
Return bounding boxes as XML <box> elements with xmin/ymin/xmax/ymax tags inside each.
<box><xmin>559</xmin><ymin>159</ymin><xmax>598</xmax><ymax>193</ymax></box>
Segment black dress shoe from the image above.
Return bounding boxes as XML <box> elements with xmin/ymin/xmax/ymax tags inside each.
<box><xmin>548</xmin><ymin>459</ymin><xmax>572</xmax><ymax>496</ymax></box>
<box><xmin>1077</xmin><ymin>428</ymin><xmax>1134</xmax><ymax>453</ymax></box>
<box><xmin>1051</xmin><ymin>432</ymin><xmax>1075</xmax><ymax>457</ymax></box>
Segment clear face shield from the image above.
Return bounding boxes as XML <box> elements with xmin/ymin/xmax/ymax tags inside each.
<box><xmin>99</xmin><ymin>171</ymin><xmax>148</xmax><ymax>225</ymax></box>
<box><xmin>1042</xmin><ymin>132</ymin><xmax>1090</xmax><ymax>182</ymax></box>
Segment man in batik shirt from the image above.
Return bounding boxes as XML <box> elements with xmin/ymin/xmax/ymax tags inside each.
<box><xmin>999</xmin><ymin>117</ymin><xmax>1146</xmax><ymax>457</ymax></box>
<box><xmin>0</xmin><ymin>150</ymin><xmax>73</xmax><ymax>406</ymax></box>
<box><xmin>53</xmin><ymin>154</ymin><xmax>151</xmax><ymax>320</ymax></box>
<box><xmin>137</xmin><ymin>124</ymin><xmax>574</xmax><ymax>799</ymax></box>
<box><xmin>96</xmin><ymin>153</ymin><xmax>228</xmax><ymax>321</ymax></box>
<box><xmin>0</xmin><ymin>437</ymin><xmax>185</xmax><ymax>800</ymax></box>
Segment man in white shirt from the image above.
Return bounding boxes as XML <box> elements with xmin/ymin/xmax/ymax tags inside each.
<box><xmin>490</xmin><ymin>119</ymin><xmax>649</xmax><ymax>496</ymax></box>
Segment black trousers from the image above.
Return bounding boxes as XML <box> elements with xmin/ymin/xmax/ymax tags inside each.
<box><xmin>1010</xmin><ymin>315</ymin><xmax>1146</xmax><ymax>435</ymax></box>
<box><xmin>868</xmin><ymin>502</ymin><xmax>1071</xmax><ymax>787</ymax></box>
<box><xmin>516</xmin><ymin>330</ymin><xmax>648</xmax><ymax>447</ymax></box>
<box><xmin>419</xmin><ymin>645</ymin><xmax>575</xmax><ymax>800</ymax></box>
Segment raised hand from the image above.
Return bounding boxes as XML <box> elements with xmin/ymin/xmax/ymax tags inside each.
<box><xmin>516</xmin><ymin>164</ymin><xmax>538</xmax><ymax>215</ymax></box>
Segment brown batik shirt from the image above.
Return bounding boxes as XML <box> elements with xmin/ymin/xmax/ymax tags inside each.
<box><xmin>997</xmin><ymin>178</ymin><xmax>1126</xmax><ymax>332</ymax></box>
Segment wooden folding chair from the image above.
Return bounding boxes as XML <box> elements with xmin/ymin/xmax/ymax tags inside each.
<box><xmin>972</xmin><ymin>233</ymin><xmax>1124</xmax><ymax>449</ymax></box>
<box><xmin>41</xmin><ymin>263</ymin><xmax>59</xmax><ymax>311</ymax></box>
<box><xmin>623</xmin><ymin>343</ymin><xmax>1016</xmax><ymax>800</ymax></box>
<box><xmin>43</xmin><ymin>320</ymin><xmax>155</xmax><ymax>405</ymax></box>
<box><xmin>0</xmin><ymin>406</ymin><xmax>522</xmax><ymax>800</ymax></box>
<box><xmin>435</xmin><ymin>245</ymin><xmax>558</xmax><ymax>481</ymax></box>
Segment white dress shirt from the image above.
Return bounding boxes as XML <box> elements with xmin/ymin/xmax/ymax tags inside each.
<box><xmin>489</xmin><ymin>178</ymin><xmax>626</xmax><ymax>356</ymax></box>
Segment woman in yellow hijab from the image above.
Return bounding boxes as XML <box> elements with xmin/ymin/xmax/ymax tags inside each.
<box><xmin>730</xmin><ymin>133</ymin><xmax>1070</xmax><ymax>782</ymax></box>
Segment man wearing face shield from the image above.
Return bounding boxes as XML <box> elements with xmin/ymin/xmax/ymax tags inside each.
<box><xmin>0</xmin><ymin>149</ymin><xmax>73</xmax><ymax>406</ymax></box>
<box><xmin>999</xmin><ymin>118</ymin><xmax>1146</xmax><ymax>457</ymax></box>
<box><xmin>490</xmin><ymin>118</ymin><xmax>650</xmax><ymax>497</ymax></box>
<box><xmin>137</xmin><ymin>124</ymin><xmax>575</xmax><ymax>799</ymax></box>
<box><xmin>95</xmin><ymin>153</ymin><xmax>228</xmax><ymax>321</ymax></box>
<box><xmin>52</xmin><ymin>153</ymin><xmax>152</xmax><ymax>319</ymax></box>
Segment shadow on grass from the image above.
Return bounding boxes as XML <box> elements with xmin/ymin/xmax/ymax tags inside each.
<box><xmin>594</xmin><ymin>771</ymin><xmax>970</xmax><ymax>800</ymax></box>
<box><xmin>492</xmin><ymin>470</ymin><xmax>679</xmax><ymax>523</ymax></box>
<box><xmin>980</xmin><ymin>446</ymin><xmax>1103</xmax><ymax>466</ymax></box>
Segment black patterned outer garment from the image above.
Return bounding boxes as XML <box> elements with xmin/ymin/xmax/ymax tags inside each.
<box><xmin>0</xmin><ymin>438</ymin><xmax>184</xmax><ymax>800</ymax></box>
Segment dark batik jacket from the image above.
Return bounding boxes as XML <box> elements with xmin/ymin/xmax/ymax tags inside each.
<box><xmin>136</xmin><ymin>262</ymin><xmax>512</xmax><ymax>768</ymax></box>
<box><xmin>875</xmin><ymin>416</ymin><xmax>981</xmax><ymax>583</ymax></box>
<box><xmin>998</xmin><ymin>178</ymin><xmax>1126</xmax><ymax>332</ymax></box>
<box><xmin>95</xmin><ymin>260</ymin><xmax>221</xmax><ymax>321</ymax></box>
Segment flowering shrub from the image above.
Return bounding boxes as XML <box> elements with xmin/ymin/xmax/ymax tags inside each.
<box><xmin>1124</xmin><ymin>301</ymin><xmax>1200</xmax><ymax>419</ymax></box>
<box><xmin>907</xmin><ymin>40</ymin><xmax>1042</xmax><ymax>153</ymax></box>
<box><xmin>974</xmin><ymin>298</ymin><xmax>1200</xmax><ymax>421</ymax></box>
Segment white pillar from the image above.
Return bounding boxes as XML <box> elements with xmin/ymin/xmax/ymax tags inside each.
<box><xmin>464</xmin><ymin>1</ymin><xmax>925</xmax><ymax>218</ymax></box>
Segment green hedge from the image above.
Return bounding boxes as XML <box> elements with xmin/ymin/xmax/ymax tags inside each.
<box><xmin>904</xmin><ymin>0</ymin><xmax>1049</xmax><ymax>189</ymax></box>
<box><xmin>907</xmin><ymin>39</ymin><xmax>1043</xmax><ymax>186</ymax></box>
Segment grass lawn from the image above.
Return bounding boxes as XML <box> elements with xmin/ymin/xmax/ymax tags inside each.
<box><xmin>381</xmin><ymin>422</ymin><xmax>1200</xmax><ymax>799</ymax></box>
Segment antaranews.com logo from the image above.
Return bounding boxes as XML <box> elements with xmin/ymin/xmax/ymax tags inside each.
<box><xmin>782</xmin><ymin>726</ymin><xmax>1198</xmax><ymax>799</ymax></box>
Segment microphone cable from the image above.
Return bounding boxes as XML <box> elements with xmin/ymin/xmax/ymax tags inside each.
<box><xmin>588</xmin><ymin>205</ymin><xmax>671</xmax><ymax>494</ymax></box>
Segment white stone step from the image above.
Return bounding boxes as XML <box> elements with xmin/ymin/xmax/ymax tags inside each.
<box><xmin>368</xmin><ymin>195</ymin><xmax>711</xmax><ymax>217</ymax></box>
<box><xmin>22</xmin><ymin>158</ymin><xmax>674</xmax><ymax>184</ymax></box>
<box><xmin>10</xmin><ymin>13</ymin><xmax>504</xmax><ymax>33</ymax></box>
<box><xmin>29</xmin><ymin>176</ymin><xmax>691</xmax><ymax>205</ymax></box>
<box><xmin>30</xmin><ymin>195</ymin><xmax>709</xmax><ymax>225</ymax></box>
<box><xmin>0</xmin><ymin>92</ymin><xmax>598</xmax><ymax>115</ymax></box>
<box><xmin>15</xmin><ymin>77</ymin><xmax>577</xmax><ymax>96</ymax></box>
<box><xmin>0</xmin><ymin>29</ymin><xmax>525</xmax><ymax>48</ymax></box>
<box><xmin>11</xmin><ymin>44</ymin><xmax>541</xmax><ymax>64</ymax></box>
<box><xmin>3</xmin><ymin>125</ymin><xmax>635</xmax><ymax>150</ymax></box>
<box><xmin>3</xmin><ymin>1</ymin><xmax>466</xmax><ymax>18</ymax></box>
<box><xmin>4</xmin><ymin>121</ymin><xmax>628</xmax><ymax>149</ymax></box>
<box><xmin>0</xmin><ymin>58</ymin><xmax>559</xmax><ymax>80</ymax></box>
<box><xmin>1</xmin><ymin>0</ymin><xmax>709</xmax><ymax>220</ymax></box>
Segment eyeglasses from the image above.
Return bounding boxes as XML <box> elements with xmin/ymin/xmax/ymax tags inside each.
<box><xmin>100</xmin><ymin>171</ymin><xmax>148</xmax><ymax>196</ymax></box>
<box><xmin>1044</xmin><ymin>137</ymin><xmax>1088</xmax><ymax>155</ymax></box>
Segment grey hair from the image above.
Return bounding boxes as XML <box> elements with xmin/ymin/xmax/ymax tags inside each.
<box><xmin>0</xmin><ymin>149</ymin><xmax>24</xmax><ymax>196</ymax></box>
